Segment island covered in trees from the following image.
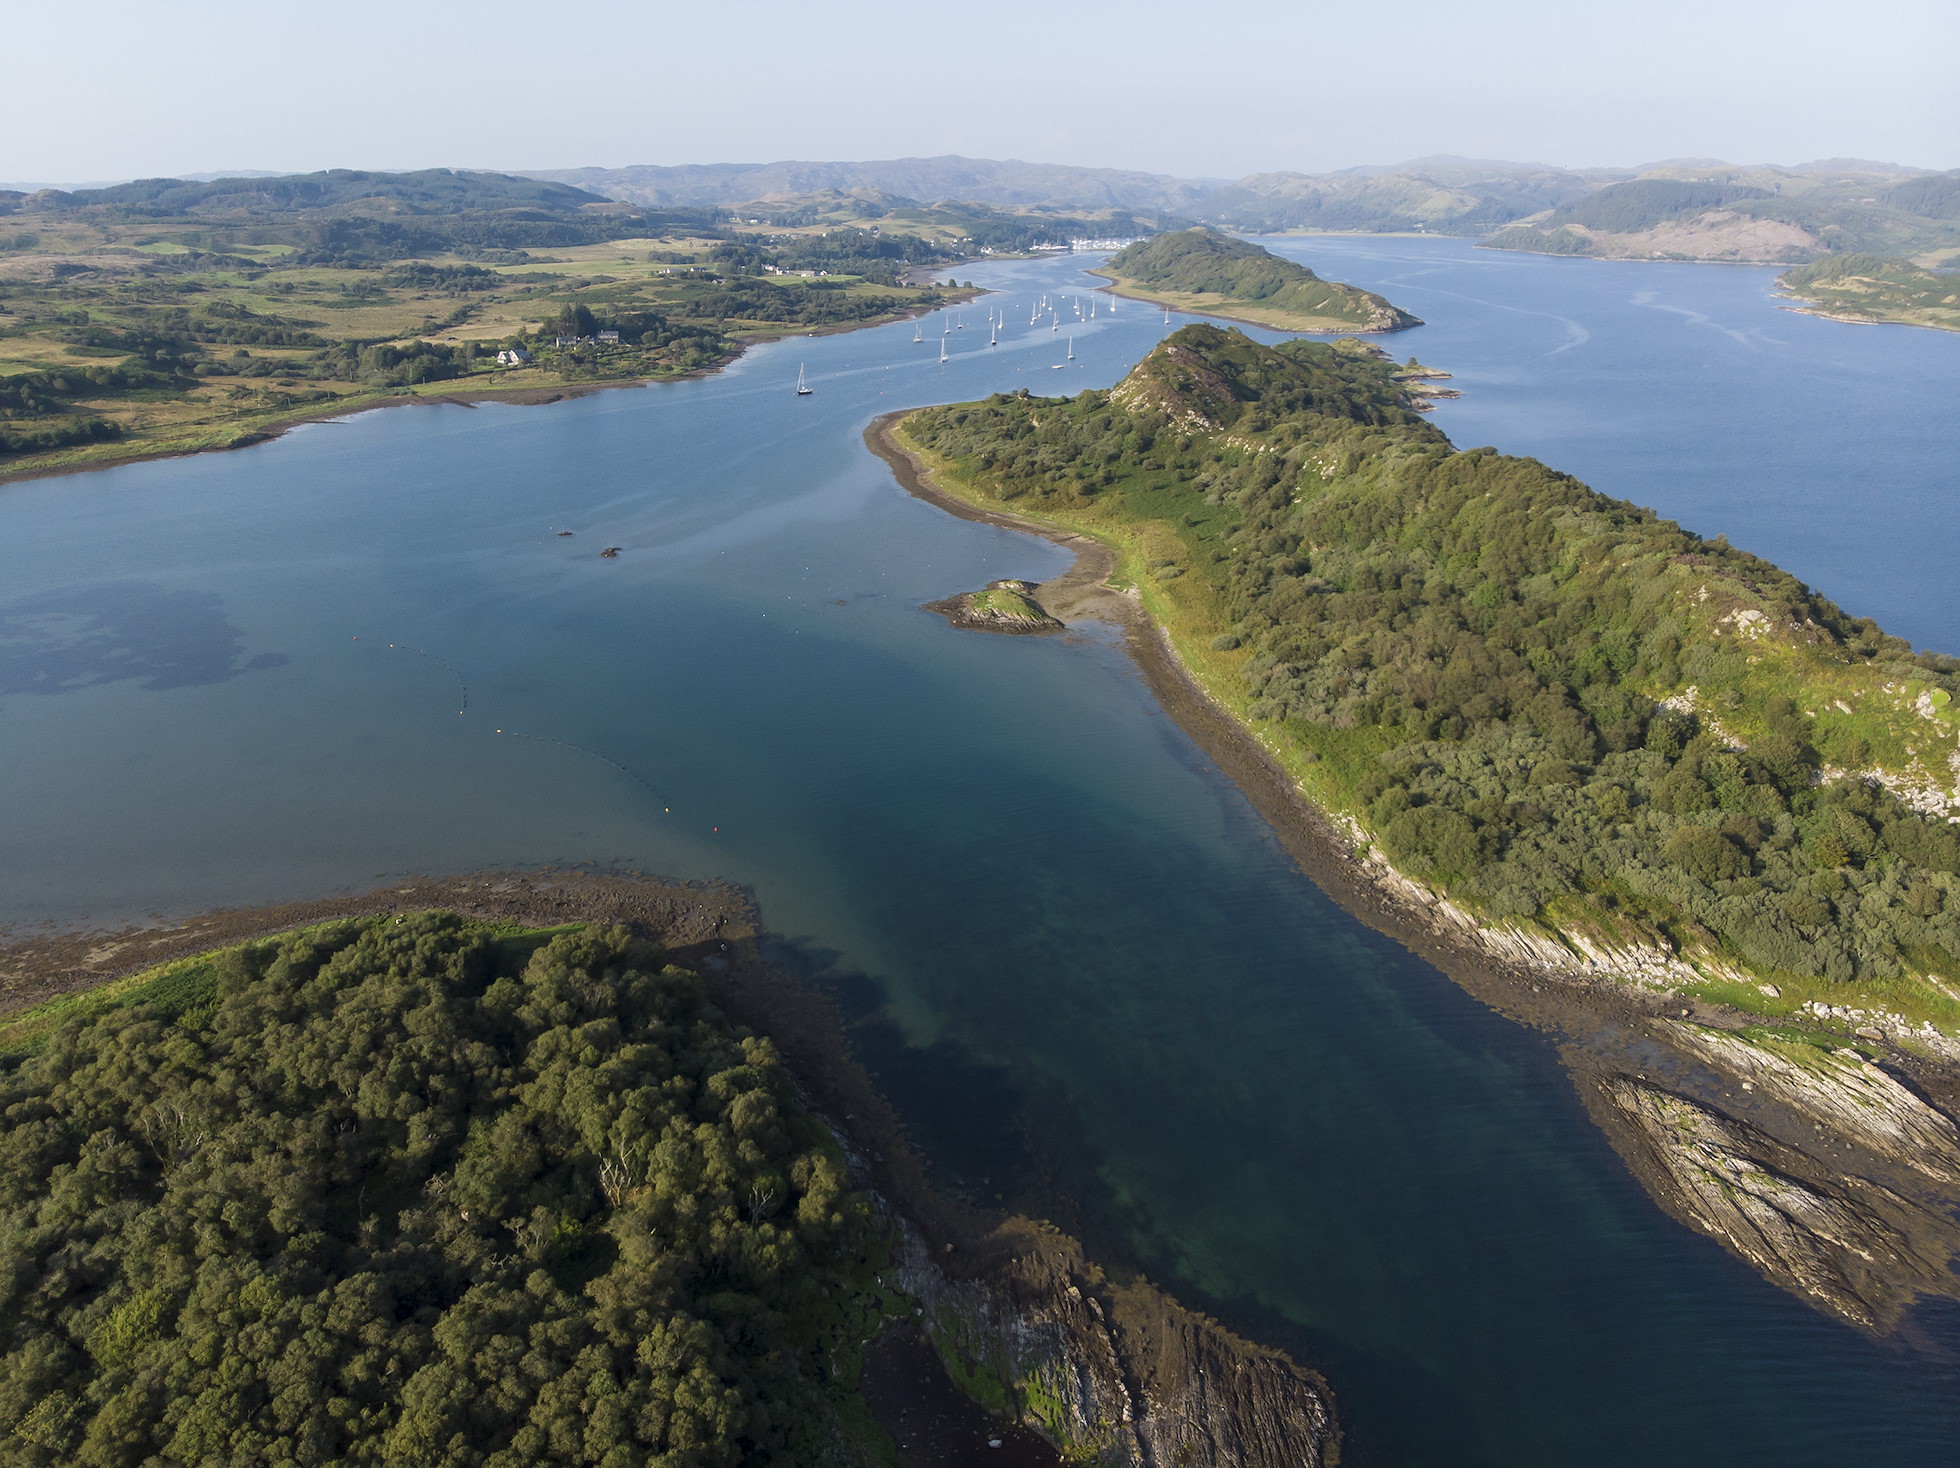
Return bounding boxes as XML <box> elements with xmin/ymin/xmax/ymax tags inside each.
<box><xmin>1092</xmin><ymin>229</ymin><xmax>1420</xmax><ymax>333</ymax></box>
<box><xmin>891</xmin><ymin>326</ymin><xmax>1960</xmax><ymax>1035</ymax></box>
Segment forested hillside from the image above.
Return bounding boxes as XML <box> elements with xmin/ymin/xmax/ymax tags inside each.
<box><xmin>0</xmin><ymin>915</ymin><xmax>888</xmax><ymax>1466</ymax></box>
<box><xmin>1096</xmin><ymin>229</ymin><xmax>1419</xmax><ymax>332</ymax></box>
<box><xmin>897</xmin><ymin>327</ymin><xmax>1960</xmax><ymax>1024</ymax></box>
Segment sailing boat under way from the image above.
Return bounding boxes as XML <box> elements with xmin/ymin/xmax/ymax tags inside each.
<box><xmin>795</xmin><ymin>364</ymin><xmax>813</xmax><ymax>396</ymax></box>
<box><xmin>939</xmin><ymin>337</ymin><xmax>949</xmax><ymax>364</ymax></box>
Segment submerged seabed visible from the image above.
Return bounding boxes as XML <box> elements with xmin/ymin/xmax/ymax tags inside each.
<box><xmin>2</xmin><ymin>242</ymin><xmax>1958</xmax><ymax>1466</ymax></box>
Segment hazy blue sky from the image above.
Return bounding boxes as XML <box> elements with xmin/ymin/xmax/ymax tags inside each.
<box><xmin>7</xmin><ymin>0</ymin><xmax>1954</xmax><ymax>184</ymax></box>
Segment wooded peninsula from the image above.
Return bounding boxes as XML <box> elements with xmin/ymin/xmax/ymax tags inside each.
<box><xmin>892</xmin><ymin>326</ymin><xmax>1960</xmax><ymax>1039</ymax></box>
<box><xmin>1776</xmin><ymin>253</ymin><xmax>1960</xmax><ymax>332</ymax></box>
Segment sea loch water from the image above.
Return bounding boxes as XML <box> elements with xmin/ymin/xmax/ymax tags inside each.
<box><xmin>1</xmin><ymin>241</ymin><xmax>1956</xmax><ymax>1465</ymax></box>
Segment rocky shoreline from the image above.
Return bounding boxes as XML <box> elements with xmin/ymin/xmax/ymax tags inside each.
<box><xmin>0</xmin><ymin>870</ymin><xmax>1341</xmax><ymax>1467</ymax></box>
<box><xmin>868</xmin><ymin>412</ymin><xmax>1960</xmax><ymax>1332</ymax></box>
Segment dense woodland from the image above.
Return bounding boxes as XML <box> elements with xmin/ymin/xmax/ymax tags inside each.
<box><xmin>0</xmin><ymin>917</ymin><xmax>887</xmax><ymax>1467</ymax></box>
<box><xmin>902</xmin><ymin>327</ymin><xmax>1960</xmax><ymax>996</ymax></box>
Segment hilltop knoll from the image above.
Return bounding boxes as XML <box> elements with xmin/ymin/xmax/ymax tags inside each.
<box><xmin>1094</xmin><ymin>229</ymin><xmax>1419</xmax><ymax>332</ymax></box>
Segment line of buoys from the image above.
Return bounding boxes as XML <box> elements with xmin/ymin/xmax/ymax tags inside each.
<box><xmin>493</xmin><ymin>727</ymin><xmax>666</xmax><ymax>805</ymax></box>
<box><xmin>387</xmin><ymin>642</ymin><xmax>469</xmax><ymax>714</ymax></box>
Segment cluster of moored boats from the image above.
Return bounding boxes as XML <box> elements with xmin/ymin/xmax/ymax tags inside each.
<box><xmin>797</xmin><ymin>288</ymin><xmax>1133</xmax><ymax>393</ymax></box>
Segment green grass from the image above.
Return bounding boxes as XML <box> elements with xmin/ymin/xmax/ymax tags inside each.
<box><xmin>924</xmin><ymin>1311</ymin><xmax>1013</xmax><ymax>1415</ymax></box>
<box><xmin>967</xmin><ymin>586</ymin><xmax>1050</xmax><ymax>621</ymax></box>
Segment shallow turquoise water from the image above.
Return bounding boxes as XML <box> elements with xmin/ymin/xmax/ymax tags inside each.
<box><xmin>2</xmin><ymin>243</ymin><xmax>1957</xmax><ymax>1464</ymax></box>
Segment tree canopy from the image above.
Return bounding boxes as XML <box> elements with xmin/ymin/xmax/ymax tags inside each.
<box><xmin>0</xmin><ymin>916</ymin><xmax>885</xmax><ymax>1467</ymax></box>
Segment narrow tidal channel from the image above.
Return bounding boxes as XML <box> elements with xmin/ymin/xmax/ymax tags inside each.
<box><xmin>2</xmin><ymin>244</ymin><xmax>1957</xmax><ymax>1464</ymax></box>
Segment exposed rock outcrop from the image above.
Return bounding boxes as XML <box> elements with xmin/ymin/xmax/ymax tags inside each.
<box><xmin>925</xmin><ymin>579</ymin><xmax>1066</xmax><ymax>635</ymax></box>
<box><xmin>1577</xmin><ymin>1021</ymin><xmax>1960</xmax><ymax>1330</ymax></box>
<box><xmin>897</xmin><ymin>1217</ymin><xmax>1337</xmax><ymax>1467</ymax></box>
<box><xmin>1599</xmin><ymin>1078</ymin><xmax>1958</xmax><ymax>1328</ymax></box>
<box><xmin>1666</xmin><ymin>1025</ymin><xmax>1960</xmax><ymax>1183</ymax></box>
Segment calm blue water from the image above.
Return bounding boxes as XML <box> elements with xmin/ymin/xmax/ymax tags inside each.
<box><xmin>1259</xmin><ymin>235</ymin><xmax>1960</xmax><ymax>653</ymax></box>
<box><xmin>2</xmin><ymin>241</ymin><xmax>1957</xmax><ymax>1465</ymax></box>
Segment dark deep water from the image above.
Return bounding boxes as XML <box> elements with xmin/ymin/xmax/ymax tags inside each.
<box><xmin>2</xmin><ymin>240</ymin><xmax>1957</xmax><ymax>1465</ymax></box>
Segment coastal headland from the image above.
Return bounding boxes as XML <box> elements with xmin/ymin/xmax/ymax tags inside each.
<box><xmin>0</xmin><ymin>872</ymin><xmax>1341</xmax><ymax>1468</ymax></box>
<box><xmin>871</xmin><ymin>328</ymin><xmax>1960</xmax><ymax>1330</ymax></box>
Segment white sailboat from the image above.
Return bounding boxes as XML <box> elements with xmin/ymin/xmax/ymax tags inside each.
<box><xmin>939</xmin><ymin>336</ymin><xmax>948</xmax><ymax>364</ymax></box>
<box><xmin>913</xmin><ymin>320</ymin><xmax>923</xmax><ymax>343</ymax></box>
<box><xmin>795</xmin><ymin>363</ymin><xmax>813</xmax><ymax>396</ymax></box>
<box><xmin>1066</xmin><ymin>336</ymin><xmax>1075</xmax><ymax>360</ymax></box>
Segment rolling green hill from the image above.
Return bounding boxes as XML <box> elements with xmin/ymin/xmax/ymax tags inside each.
<box><xmin>1778</xmin><ymin>254</ymin><xmax>1960</xmax><ymax>332</ymax></box>
<box><xmin>1094</xmin><ymin>229</ymin><xmax>1420</xmax><ymax>332</ymax></box>
<box><xmin>1484</xmin><ymin>168</ymin><xmax>1960</xmax><ymax>264</ymax></box>
<box><xmin>51</xmin><ymin>168</ymin><xmax>614</xmax><ymax>217</ymax></box>
<box><xmin>894</xmin><ymin>326</ymin><xmax>1960</xmax><ymax>1030</ymax></box>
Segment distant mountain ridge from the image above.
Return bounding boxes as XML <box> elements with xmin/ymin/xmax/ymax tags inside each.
<box><xmin>11</xmin><ymin>168</ymin><xmax>612</xmax><ymax>216</ymax></box>
<box><xmin>525</xmin><ymin>155</ymin><xmax>1958</xmax><ymax>261</ymax></box>
<box><xmin>1482</xmin><ymin>164</ymin><xmax>1960</xmax><ymax>263</ymax></box>
<box><xmin>525</xmin><ymin>155</ymin><xmax>1222</xmax><ymax>212</ymax></box>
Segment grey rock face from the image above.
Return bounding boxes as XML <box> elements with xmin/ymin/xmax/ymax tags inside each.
<box><xmin>897</xmin><ymin>1219</ymin><xmax>1336</xmax><ymax>1467</ymax></box>
<box><xmin>1601</xmin><ymin>1078</ymin><xmax>1958</xmax><ymax>1328</ymax></box>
